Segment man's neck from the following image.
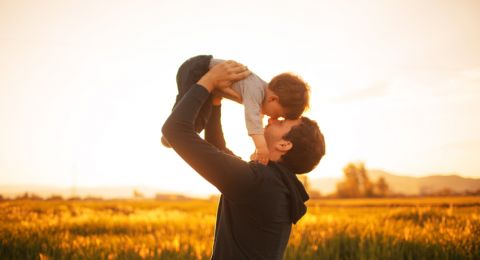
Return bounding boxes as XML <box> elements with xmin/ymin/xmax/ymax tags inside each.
<box><xmin>268</xmin><ymin>150</ymin><xmax>284</xmax><ymax>162</ymax></box>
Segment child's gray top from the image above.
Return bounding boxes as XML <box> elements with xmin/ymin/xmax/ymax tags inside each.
<box><xmin>210</xmin><ymin>59</ymin><xmax>268</xmax><ymax>136</ymax></box>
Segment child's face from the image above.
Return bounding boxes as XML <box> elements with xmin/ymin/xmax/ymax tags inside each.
<box><xmin>262</xmin><ymin>88</ymin><xmax>285</xmax><ymax>119</ymax></box>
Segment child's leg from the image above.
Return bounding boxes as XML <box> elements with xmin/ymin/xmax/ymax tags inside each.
<box><xmin>162</xmin><ymin>55</ymin><xmax>213</xmax><ymax>148</ymax></box>
<box><xmin>174</xmin><ymin>55</ymin><xmax>213</xmax><ymax>133</ymax></box>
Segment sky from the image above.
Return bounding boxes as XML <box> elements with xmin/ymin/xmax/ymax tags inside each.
<box><xmin>1</xmin><ymin>0</ymin><xmax>479</xmax><ymax>196</ymax></box>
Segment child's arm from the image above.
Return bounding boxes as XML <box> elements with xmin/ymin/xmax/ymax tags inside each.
<box><xmin>250</xmin><ymin>134</ymin><xmax>269</xmax><ymax>165</ymax></box>
<box><xmin>243</xmin><ymin>95</ymin><xmax>270</xmax><ymax>165</ymax></box>
<box><xmin>212</xmin><ymin>58</ymin><xmax>269</xmax><ymax>164</ymax></box>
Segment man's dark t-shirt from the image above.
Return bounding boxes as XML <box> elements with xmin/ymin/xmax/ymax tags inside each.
<box><xmin>162</xmin><ymin>84</ymin><xmax>309</xmax><ymax>260</ymax></box>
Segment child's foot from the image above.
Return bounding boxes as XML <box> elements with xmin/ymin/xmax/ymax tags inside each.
<box><xmin>161</xmin><ymin>136</ymin><xmax>171</xmax><ymax>148</ymax></box>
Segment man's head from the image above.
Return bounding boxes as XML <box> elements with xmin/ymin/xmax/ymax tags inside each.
<box><xmin>264</xmin><ymin>117</ymin><xmax>325</xmax><ymax>174</ymax></box>
<box><xmin>262</xmin><ymin>73</ymin><xmax>310</xmax><ymax>120</ymax></box>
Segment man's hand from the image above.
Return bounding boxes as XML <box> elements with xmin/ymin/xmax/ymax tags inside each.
<box><xmin>198</xmin><ymin>60</ymin><xmax>250</xmax><ymax>92</ymax></box>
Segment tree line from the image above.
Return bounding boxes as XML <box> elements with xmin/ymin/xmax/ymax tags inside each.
<box><xmin>335</xmin><ymin>162</ymin><xmax>389</xmax><ymax>198</ymax></box>
<box><xmin>300</xmin><ymin>162</ymin><xmax>480</xmax><ymax>198</ymax></box>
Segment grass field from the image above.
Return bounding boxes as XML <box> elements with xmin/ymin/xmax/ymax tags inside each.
<box><xmin>1</xmin><ymin>197</ymin><xmax>479</xmax><ymax>259</ymax></box>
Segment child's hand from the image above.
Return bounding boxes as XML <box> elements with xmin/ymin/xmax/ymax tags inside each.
<box><xmin>250</xmin><ymin>134</ymin><xmax>269</xmax><ymax>165</ymax></box>
<box><xmin>251</xmin><ymin>146</ymin><xmax>269</xmax><ymax>165</ymax></box>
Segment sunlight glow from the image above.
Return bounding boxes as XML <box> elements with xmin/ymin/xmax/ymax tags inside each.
<box><xmin>1</xmin><ymin>0</ymin><xmax>479</xmax><ymax>196</ymax></box>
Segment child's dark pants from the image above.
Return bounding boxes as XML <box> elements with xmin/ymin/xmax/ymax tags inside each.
<box><xmin>173</xmin><ymin>55</ymin><xmax>214</xmax><ymax>133</ymax></box>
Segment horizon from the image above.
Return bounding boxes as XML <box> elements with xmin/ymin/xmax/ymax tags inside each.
<box><xmin>1</xmin><ymin>0</ymin><xmax>479</xmax><ymax>196</ymax></box>
<box><xmin>2</xmin><ymin>169</ymin><xmax>479</xmax><ymax>199</ymax></box>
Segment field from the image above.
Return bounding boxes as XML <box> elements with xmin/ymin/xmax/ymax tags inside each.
<box><xmin>1</xmin><ymin>197</ymin><xmax>479</xmax><ymax>259</ymax></box>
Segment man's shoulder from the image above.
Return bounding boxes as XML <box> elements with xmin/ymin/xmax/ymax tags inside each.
<box><xmin>247</xmin><ymin>161</ymin><xmax>288</xmax><ymax>189</ymax></box>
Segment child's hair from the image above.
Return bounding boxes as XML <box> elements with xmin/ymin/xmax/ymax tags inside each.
<box><xmin>268</xmin><ymin>73</ymin><xmax>310</xmax><ymax>119</ymax></box>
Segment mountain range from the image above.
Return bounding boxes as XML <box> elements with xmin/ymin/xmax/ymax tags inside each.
<box><xmin>310</xmin><ymin>170</ymin><xmax>480</xmax><ymax>195</ymax></box>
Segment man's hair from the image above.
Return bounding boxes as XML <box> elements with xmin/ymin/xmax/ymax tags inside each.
<box><xmin>280</xmin><ymin>117</ymin><xmax>325</xmax><ymax>174</ymax></box>
<box><xmin>268</xmin><ymin>73</ymin><xmax>310</xmax><ymax>119</ymax></box>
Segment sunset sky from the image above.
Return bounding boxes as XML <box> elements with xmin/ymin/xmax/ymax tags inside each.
<box><xmin>1</xmin><ymin>0</ymin><xmax>479</xmax><ymax>196</ymax></box>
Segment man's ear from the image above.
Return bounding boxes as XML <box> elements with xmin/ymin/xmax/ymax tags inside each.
<box><xmin>268</xmin><ymin>95</ymin><xmax>279</xmax><ymax>102</ymax></box>
<box><xmin>275</xmin><ymin>139</ymin><xmax>293</xmax><ymax>152</ymax></box>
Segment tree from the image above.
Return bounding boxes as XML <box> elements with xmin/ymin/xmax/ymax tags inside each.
<box><xmin>336</xmin><ymin>162</ymin><xmax>375</xmax><ymax>198</ymax></box>
<box><xmin>375</xmin><ymin>177</ymin><xmax>389</xmax><ymax>197</ymax></box>
<box><xmin>15</xmin><ymin>192</ymin><xmax>43</xmax><ymax>200</ymax></box>
<box><xmin>465</xmin><ymin>189</ymin><xmax>480</xmax><ymax>196</ymax></box>
<box><xmin>357</xmin><ymin>163</ymin><xmax>374</xmax><ymax>197</ymax></box>
<box><xmin>46</xmin><ymin>195</ymin><xmax>64</xmax><ymax>201</ymax></box>
<box><xmin>298</xmin><ymin>175</ymin><xmax>322</xmax><ymax>199</ymax></box>
<box><xmin>336</xmin><ymin>163</ymin><xmax>361</xmax><ymax>198</ymax></box>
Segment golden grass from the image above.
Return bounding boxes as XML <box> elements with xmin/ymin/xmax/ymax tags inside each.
<box><xmin>1</xmin><ymin>197</ymin><xmax>479</xmax><ymax>259</ymax></box>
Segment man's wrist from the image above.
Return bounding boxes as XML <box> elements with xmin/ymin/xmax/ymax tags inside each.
<box><xmin>197</xmin><ymin>75</ymin><xmax>215</xmax><ymax>92</ymax></box>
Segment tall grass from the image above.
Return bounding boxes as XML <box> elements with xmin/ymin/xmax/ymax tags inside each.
<box><xmin>1</xmin><ymin>197</ymin><xmax>479</xmax><ymax>259</ymax></box>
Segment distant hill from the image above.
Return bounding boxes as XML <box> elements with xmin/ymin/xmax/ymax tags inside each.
<box><xmin>369</xmin><ymin>170</ymin><xmax>480</xmax><ymax>195</ymax></box>
<box><xmin>310</xmin><ymin>170</ymin><xmax>480</xmax><ymax>196</ymax></box>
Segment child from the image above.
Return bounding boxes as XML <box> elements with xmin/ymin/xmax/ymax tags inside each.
<box><xmin>161</xmin><ymin>55</ymin><xmax>309</xmax><ymax>165</ymax></box>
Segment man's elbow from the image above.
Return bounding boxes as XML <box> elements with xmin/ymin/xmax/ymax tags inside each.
<box><xmin>161</xmin><ymin>119</ymin><xmax>174</xmax><ymax>142</ymax></box>
<box><xmin>161</xmin><ymin>118</ymin><xmax>189</xmax><ymax>147</ymax></box>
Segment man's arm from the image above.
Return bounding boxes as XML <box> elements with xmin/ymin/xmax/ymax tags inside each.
<box><xmin>204</xmin><ymin>102</ymin><xmax>236</xmax><ymax>156</ymax></box>
<box><xmin>162</xmin><ymin>61</ymin><xmax>254</xmax><ymax>202</ymax></box>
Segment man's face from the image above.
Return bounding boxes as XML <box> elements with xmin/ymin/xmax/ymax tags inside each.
<box><xmin>264</xmin><ymin>117</ymin><xmax>301</xmax><ymax>148</ymax></box>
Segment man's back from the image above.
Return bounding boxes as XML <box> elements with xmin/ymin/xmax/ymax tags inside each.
<box><xmin>211</xmin><ymin>162</ymin><xmax>297</xmax><ymax>259</ymax></box>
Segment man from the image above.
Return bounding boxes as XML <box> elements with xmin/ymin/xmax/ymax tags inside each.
<box><xmin>162</xmin><ymin>60</ymin><xmax>326</xmax><ymax>259</ymax></box>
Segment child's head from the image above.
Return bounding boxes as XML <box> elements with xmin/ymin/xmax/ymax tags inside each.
<box><xmin>262</xmin><ymin>73</ymin><xmax>310</xmax><ymax>119</ymax></box>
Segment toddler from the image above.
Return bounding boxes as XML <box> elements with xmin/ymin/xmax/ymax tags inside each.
<box><xmin>161</xmin><ymin>55</ymin><xmax>310</xmax><ymax>165</ymax></box>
